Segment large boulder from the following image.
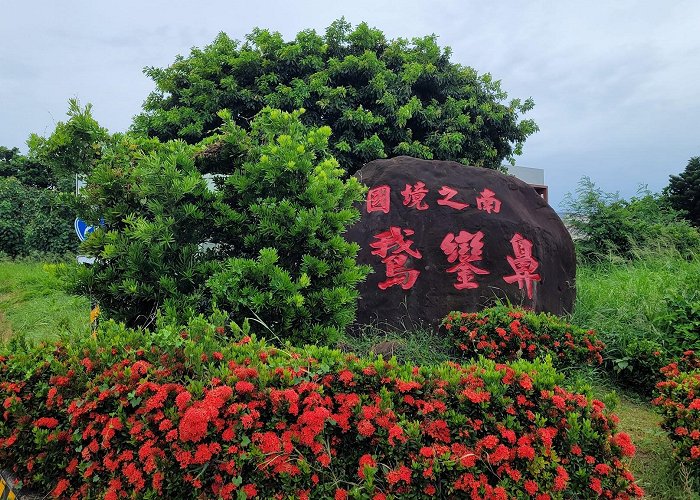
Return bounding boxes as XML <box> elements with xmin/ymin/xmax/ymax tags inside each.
<box><xmin>346</xmin><ymin>156</ymin><xmax>575</xmax><ymax>328</ymax></box>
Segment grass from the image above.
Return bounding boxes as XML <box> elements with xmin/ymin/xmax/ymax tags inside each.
<box><xmin>572</xmin><ymin>254</ymin><xmax>700</xmax><ymax>345</ymax></box>
<box><xmin>0</xmin><ymin>260</ymin><xmax>90</xmax><ymax>343</ymax></box>
<box><xmin>570</xmin><ymin>253</ymin><xmax>700</xmax><ymax>391</ymax></box>
<box><xmin>340</xmin><ymin>324</ymin><xmax>452</xmax><ymax>366</ymax></box>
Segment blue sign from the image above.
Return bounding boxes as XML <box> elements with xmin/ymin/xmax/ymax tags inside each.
<box><xmin>74</xmin><ymin>218</ymin><xmax>97</xmax><ymax>242</ymax></box>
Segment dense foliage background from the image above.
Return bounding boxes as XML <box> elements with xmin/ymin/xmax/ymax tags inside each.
<box><xmin>132</xmin><ymin>19</ymin><xmax>538</xmax><ymax>173</ymax></box>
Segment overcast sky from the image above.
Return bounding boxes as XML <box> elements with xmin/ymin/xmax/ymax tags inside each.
<box><xmin>2</xmin><ymin>0</ymin><xmax>699</xmax><ymax>210</ymax></box>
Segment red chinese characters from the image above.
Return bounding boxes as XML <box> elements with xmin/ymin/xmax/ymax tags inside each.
<box><xmin>366</xmin><ymin>185</ymin><xmax>391</xmax><ymax>214</ymax></box>
<box><xmin>476</xmin><ymin>188</ymin><xmax>501</xmax><ymax>214</ymax></box>
<box><xmin>401</xmin><ymin>182</ymin><xmax>429</xmax><ymax>210</ymax></box>
<box><xmin>440</xmin><ymin>231</ymin><xmax>490</xmax><ymax>289</ymax></box>
<box><xmin>437</xmin><ymin>186</ymin><xmax>469</xmax><ymax>210</ymax></box>
<box><xmin>370</xmin><ymin>227</ymin><xmax>423</xmax><ymax>290</ymax></box>
<box><xmin>503</xmin><ymin>233</ymin><xmax>541</xmax><ymax>299</ymax></box>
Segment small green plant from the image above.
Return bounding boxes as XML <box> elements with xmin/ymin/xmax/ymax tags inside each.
<box><xmin>656</xmin><ymin>288</ymin><xmax>700</xmax><ymax>354</ymax></box>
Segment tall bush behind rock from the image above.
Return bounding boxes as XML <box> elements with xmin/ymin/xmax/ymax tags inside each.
<box><xmin>133</xmin><ymin>19</ymin><xmax>538</xmax><ymax>173</ymax></box>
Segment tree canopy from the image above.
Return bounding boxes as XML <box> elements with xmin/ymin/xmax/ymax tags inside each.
<box><xmin>666</xmin><ymin>156</ymin><xmax>700</xmax><ymax>226</ymax></box>
<box><xmin>133</xmin><ymin>19</ymin><xmax>538</xmax><ymax>173</ymax></box>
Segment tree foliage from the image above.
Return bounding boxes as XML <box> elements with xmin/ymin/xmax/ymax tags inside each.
<box><xmin>27</xmin><ymin>98</ymin><xmax>110</xmax><ymax>192</ymax></box>
<box><xmin>562</xmin><ymin>177</ymin><xmax>700</xmax><ymax>262</ymax></box>
<box><xmin>0</xmin><ymin>101</ymin><xmax>113</xmax><ymax>258</ymax></box>
<box><xmin>133</xmin><ymin>19</ymin><xmax>537</xmax><ymax>173</ymax></box>
<box><xmin>666</xmin><ymin>156</ymin><xmax>700</xmax><ymax>226</ymax></box>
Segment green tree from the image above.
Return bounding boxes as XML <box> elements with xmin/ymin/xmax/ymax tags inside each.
<box><xmin>27</xmin><ymin>99</ymin><xmax>110</xmax><ymax>192</ymax></box>
<box><xmin>133</xmin><ymin>19</ymin><xmax>537</xmax><ymax>173</ymax></box>
<box><xmin>666</xmin><ymin>156</ymin><xmax>700</xmax><ymax>226</ymax></box>
<box><xmin>0</xmin><ymin>146</ymin><xmax>21</xmax><ymax>177</ymax></box>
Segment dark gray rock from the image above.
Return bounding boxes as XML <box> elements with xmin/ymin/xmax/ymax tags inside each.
<box><xmin>346</xmin><ymin>156</ymin><xmax>576</xmax><ymax>329</ymax></box>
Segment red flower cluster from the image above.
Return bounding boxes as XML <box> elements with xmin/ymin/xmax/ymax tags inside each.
<box><xmin>653</xmin><ymin>350</ymin><xmax>700</xmax><ymax>467</ymax></box>
<box><xmin>0</xmin><ymin>323</ymin><xmax>640</xmax><ymax>499</ymax></box>
<box><xmin>442</xmin><ymin>305</ymin><xmax>604</xmax><ymax>367</ymax></box>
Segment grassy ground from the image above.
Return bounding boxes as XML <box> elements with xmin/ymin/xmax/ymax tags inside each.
<box><xmin>0</xmin><ymin>260</ymin><xmax>90</xmax><ymax>343</ymax></box>
<box><xmin>587</xmin><ymin>381</ymin><xmax>700</xmax><ymax>500</ymax></box>
<box><xmin>572</xmin><ymin>255</ymin><xmax>700</xmax><ymax>370</ymax></box>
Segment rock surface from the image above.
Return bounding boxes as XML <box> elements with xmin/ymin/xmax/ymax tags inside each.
<box><xmin>346</xmin><ymin>156</ymin><xmax>575</xmax><ymax>329</ymax></box>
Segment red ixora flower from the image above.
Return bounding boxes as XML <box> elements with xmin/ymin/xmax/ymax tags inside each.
<box><xmin>52</xmin><ymin>478</ymin><xmax>70</xmax><ymax>497</ymax></box>
<box><xmin>242</xmin><ymin>484</ymin><xmax>257</xmax><ymax>498</ymax></box>
<box><xmin>387</xmin><ymin>465</ymin><xmax>412</xmax><ymax>485</ymax></box>
<box><xmin>178</xmin><ymin>407</ymin><xmax>210</xmax><ymax>443</ymax></box>
<box><xmin>524</xmin><ymin>480</ymin><xmax>538</xmax><ymax>495</ymax></box>
<box><xmin>358</xmin><ymin>454</ymin><xmax>376</xmax><ymax>479</ymax></box>
<box><xmin>35</xmin><ymin>416</ymin><xmax>59</xmax><ymax>429</ymax></box>
<box><xmin>235</xmin><ymin>380</ymin><xmax>255</xmax><ymax>394</ymax></box>
<box><xmin>611</xmin><ymin>432</ymin><xmax>636</xmax><ymax>457</ymax></box>
<box><xmin>357</xmin><ymin>419</ymin><xmax>376</xmax><ymax>437</ymax></box>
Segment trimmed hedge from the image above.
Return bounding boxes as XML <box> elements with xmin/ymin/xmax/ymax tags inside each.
<box><xmin>441</xmin><ymin>306</ymin><xmax>604</xmax><ymax>369</ymax></box>
<box><xmin>653</xmin><ymin>350</ymin><xmax>700</xmax><ymax>473</ymax></box>
<box><xmin>0</xmin><ymin>320</ymin><xmax>641</xmax><ymax>499</ymax></box>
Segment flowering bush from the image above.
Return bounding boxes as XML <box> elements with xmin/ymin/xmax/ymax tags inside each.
<box><xmin>441</xmin><ymin>305</ymin><xmax>604</xmax><ymax>368</ymax></box>
<box><xmin>0</xmin><ymin>319</ymin><xmax>641</xmax><ymax>499</ymax></box>
<box><xmin>653</xmin><ymin>350</ymin><xmax>700</xmax><ymax>474</ymax></box>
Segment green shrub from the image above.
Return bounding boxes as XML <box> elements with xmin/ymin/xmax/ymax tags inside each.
<box><xmin>207</xmin><ymin>108</ymin><xmax>368</xmax><ymax>345</ymax></box>
<box><xmin>63</xmin><ymin>136</ymin><xmax>217</xmax><ymax>327</ymax></box>
<box><xmin>441</xmin><ymin>305</ymin><xmax>604</xmax><ymax>369</ymax></box>
<box><xmin>0</xmin><ymin>319</ymin><xmax>642</xmax><ymax>499</ymax></box>
<box><xmin>563</xmin><ymin>178</ymin><xmax>700</xmax><ymax>263</ymax></box>
<box><xmin>653</xmin><ymin>351</ymin><xmax>700</xmax><ymax>483</ymax></box>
